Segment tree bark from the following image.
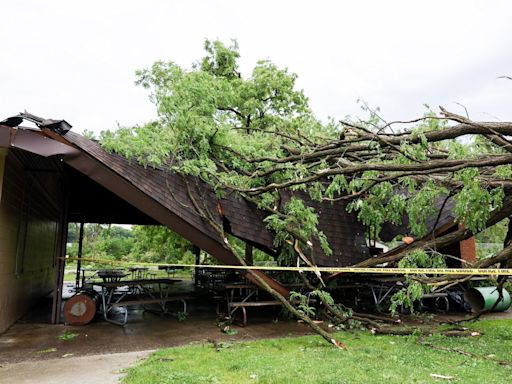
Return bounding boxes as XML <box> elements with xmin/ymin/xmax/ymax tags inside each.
<box><xmin>352</xmin><ymin>197</ymin><xmax>512</xmax><ymax>269</ymax></box>
<box><xmin>182</xmin><ymin>177</ymin><xmax>348</xmax><ymax>349</ymax></box>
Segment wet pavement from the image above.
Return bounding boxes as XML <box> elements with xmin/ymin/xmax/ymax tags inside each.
<box><xmin>1</xmin><ymin>281</ymin><xmax>510</xmax><ymax>366</ymax></box>
<box><xmin>0</xmin><ymin>283</ymin><xmax>313</xmax><ymax>365</ymax></box>
<box><xmin>0</xmin><ymin>310</ymin><xmax>313</xmax><ymax>364</ymax></box>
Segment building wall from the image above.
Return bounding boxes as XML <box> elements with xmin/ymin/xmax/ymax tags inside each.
<box><xmin>457</xmin><ymin>224</ymin><xmax>477</xmax><ymax>265</ymax></box>
<box><xmin>460</xmin><ymin>236</ymin><xmax>477</xmax><ymax>264</ymax></box>
<box><xmin>0</xmin><ymin>150</ymin><xmax>64</xmax><ymax>333</ymax></box>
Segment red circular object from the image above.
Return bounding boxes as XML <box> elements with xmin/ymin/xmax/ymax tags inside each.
<box><xmin>63</xmin><ymin>291</ymin><xmax>98</xmax><ymax>325</ymax></box>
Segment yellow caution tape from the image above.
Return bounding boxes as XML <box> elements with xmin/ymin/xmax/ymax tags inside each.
<box><xmin>62</xmin><ymin>256</ymin><xmax>512</xmax><ymax>276</ymax></box>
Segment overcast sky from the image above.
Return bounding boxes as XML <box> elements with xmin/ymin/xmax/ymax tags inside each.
<box><xmin>1</xmin><ymin>0</ymin><xmax>511</xmax><ymax>135</ymax></box>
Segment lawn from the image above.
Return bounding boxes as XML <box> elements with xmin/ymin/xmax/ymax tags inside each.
<box><xmin>123</xmin><ymin>319</ymin><xmax>512</xmax><ymax>384</ymax></box>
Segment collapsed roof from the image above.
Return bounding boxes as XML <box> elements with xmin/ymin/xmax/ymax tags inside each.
<box><xmin>0</xmin><ymin>113</ymin><xmax>370</xmax><ymax>269</ymax></box>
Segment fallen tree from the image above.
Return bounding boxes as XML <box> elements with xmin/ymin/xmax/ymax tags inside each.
<box><xmin>101</xmin><ymin>40</ymin><xmax>512</xmax><ymax>345</ymax></box>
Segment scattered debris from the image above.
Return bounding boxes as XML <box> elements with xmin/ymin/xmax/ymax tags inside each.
<box><xmin>221</xmin><ymin>326</ymin><xmax>238</xmax><ymax>335</ymax></box>
<box><xmin>57</xmin><ymin>330</ymin><xmax>79</xmax><ymax>341</ymax></box>
<box><xmin>297</xmin><ymin>320</ymin><xmax>323</xmax><ymax>324</ymax></box>
<box><xmin>207</xmin><ymin>338</ymin><xmax>234</xmax><ymax>351</ymax></box>
<box><xmin>33</xmin><ymin>347</ymin><xmax>57</xmax><ymax>355</ymax></box>
<box><xmin>157</xmin><ymin>357</ymin><xmax>175</xmax><ymax>362</ymax></box>
<box><xmin>430</xmin><ymin>373</ymin><xmax>453</xmax><ymax>380</ymax></box>
<box><xmin>371</xmin><ymin>326</ymin><xmax>481</xmax><ymax>338</ymax></box>
<box><xmin>420</xmin><ymin>342</ymin><xmax>512</xmax><ymax>366</ymax></box>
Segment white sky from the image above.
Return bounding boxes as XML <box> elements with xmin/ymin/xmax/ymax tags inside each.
<box><xmin>1</xmin><ymin>0</ymin><xmax>511</xmax><ymax>135</ymax></box>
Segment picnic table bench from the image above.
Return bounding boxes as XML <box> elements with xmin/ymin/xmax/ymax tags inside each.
<box><xmin>93</xmin><ymin>278</ymin><xmax>185</xmax><ymax>326</ymax></box>
<box><xmin>222</xmin><ymin>283</ymin><xmax>276</xmax><ymax>325</ymax></box>
<box><xmin>111</xmin><ymin>294</ymin><xmax>193</xmax><ymax>322</ymax></box>
<box><xmin>222</xmin><ymin>283</ymin><xmax>313</xmax><ymax>326</ymax></box>
<box><xmin>226</xmin><ymin>299</ymin><xmax>282</xmax><ymax>325</ymax></box>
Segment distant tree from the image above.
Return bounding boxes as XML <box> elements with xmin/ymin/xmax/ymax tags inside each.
<box><xmin>96</xmin><ymin>225</ymin><xmax>135</xmax><ymax>260</ymax></box>
<box><xmin>67</xmin><ymin>223</ymin><xmax>78</xmax><ymax>243</ymax></box>
<box><xmin>477</xmin><ymin>218</ymin><xmax>509</xmax><ymax>245</ymax></box>
<box><xmin>131</xmin><ymin>225</ymin><xmax>193</xmax><ymax>263</ymax></box>
<box><xmin>67</xmin><ymin>223</ymin><xmax>134</xmax><ymax>261</ymax></box>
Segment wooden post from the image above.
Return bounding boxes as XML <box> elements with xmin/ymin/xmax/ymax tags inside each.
<box><xmin>51</xmin><ymin>213</ymin><xmax>69</xmax><ymax>324</ymax></box>
<box><xmin>245</xmin><ymin>243</ymin><xmax>253</xmax><ymax>266</ymax></box>
<box><xmin>75</xmin><ymin>221</ymin><xmax>84</xmax><ymax>289</ymax></box>
<box><xmin>0</xmin><ymin>149</ymin><xmax>7</xmax><ymax>205</ymax></box>
<box><xmin>51</xmin><ymin>176</ymin><xmax>69</xmax><ymax>325</ymax></box>
<box><xmin>193</xmin><ymin>246</ymin><xmax>201</xmax><ymax>286</ymax></box>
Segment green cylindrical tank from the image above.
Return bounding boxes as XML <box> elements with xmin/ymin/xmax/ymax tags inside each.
<box><xmin>464</xmin><ymin>287</ymin><xmax>511</xmax><ymax>312</ymax></box>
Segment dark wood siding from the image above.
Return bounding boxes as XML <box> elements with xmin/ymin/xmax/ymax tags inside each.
<box><xmin>0</xmin><ymin>149</ymin><xmax>64</xmax><ymax>333</ymax></box>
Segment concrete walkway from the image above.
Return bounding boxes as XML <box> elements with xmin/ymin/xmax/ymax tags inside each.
<box><xmin>0</xmin><ymin>350</ymin><xmax>153</xmax><ymax>384</ymax></box>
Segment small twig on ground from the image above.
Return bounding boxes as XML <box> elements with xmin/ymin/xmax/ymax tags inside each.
<box><xmin>419</xmin><ymin>340</ymin><xmax>512</xmax><ymax>367</ymax></box>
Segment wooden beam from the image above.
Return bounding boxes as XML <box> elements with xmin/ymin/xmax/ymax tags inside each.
<box><xmin>193</xmin><ymin>246</ymin><xmax>201</xmax><ymax>286</ymax></box>
<box><xmin>51</xmin><ymin>179</ymin><xmax>69</xmax><ymax>324</ymax></box>
<box><xmin>75</xmin><ymin>221</ymin><xmax>84</xmax><ymax>289</ymax></box>
<box><xmin>245</xmin><ymin>243</ymin><xmax>253</xmax><ymax>265</ymax></box>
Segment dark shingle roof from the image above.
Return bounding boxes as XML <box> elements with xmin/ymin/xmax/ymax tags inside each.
<box><xmin>379</xmin><ymin>195</ymin><xmax>457</xmax><ymax>242</ymax></box>
<box><xmin>0</xmin><ymin>123</ymin><xmax>370</xmax><ymax>267</ymax></box>
<box><xmin>63</xmin><ymin>132</ymin><xmax>369</xmax><ymax>266</ymax></box>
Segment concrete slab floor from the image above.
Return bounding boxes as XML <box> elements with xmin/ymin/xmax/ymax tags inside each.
<box><xmin>0</xmin><ymin>288</ymin><xmax>314</xmax><ymax>383</ymax></box>
<box><xmin>0</xmin><ymin>313</ymin><xmax>313</xmax><ymax>364</ymax></box>
<box><xmin>2</xmin><ymin>282</ymin><xmax>510</xmax><ymax>383</ymax></box>
<box><xmin>0</xmin><ymin>293</ymin><xmax>313</xmax><ymax>365</ymax></box>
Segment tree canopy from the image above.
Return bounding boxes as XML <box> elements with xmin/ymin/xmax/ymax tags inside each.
<box><xmin>101</xmin><ymin>40</ymin><xmax>512</xmax><ymax>268</ymax></box>
<box><xmin>66</xmin><ymin>224</ymin><xmax>194</xmax><ymax>265</ymax></box>
<box><xmin>100</xmin><ymin>40</ymin><xmax>512</xmax><ymax>347</ymax></box>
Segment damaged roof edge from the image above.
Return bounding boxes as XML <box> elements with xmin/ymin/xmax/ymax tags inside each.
<box><xmin>64</xmin><ymin>148</ymin><xmax>241</xmax><ymax>264</ymax></box>
<box><xmin>0</xmin><ymin>125</ymin><xmax>81</xmax><ymax>157</ymax></box>
<box><xmin>0</xmin><ymin>123</ymin><xmax>290</xmax><ymax>296</ymax></box>
<box><xmin>0</xmin><ymin>124</ymin><xmax>231</xmax><ymax>259</ymax></box>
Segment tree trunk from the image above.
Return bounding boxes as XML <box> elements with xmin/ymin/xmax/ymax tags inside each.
<box><xmin>182</xmin><ymin>179</ymin><xmax>348</xmax><ymax>349</ymax></box>
<box><xmin>244</xmin><ymin>268</ymin><xmax>348</xmax><ymax>349</ymax></box>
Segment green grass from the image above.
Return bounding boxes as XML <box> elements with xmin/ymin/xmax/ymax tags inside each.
<box><xmin>64</xmin><ymin>272</ymin><xmax>77</xmax><ymax>282</ymax></box>
<box><xmin>123</xmin><ymin>319</ymin><xmax>512</xmax><ymax>384</ymax></box>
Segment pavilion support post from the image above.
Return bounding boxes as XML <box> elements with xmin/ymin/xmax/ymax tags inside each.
<box><xmin>193</xmin><ymin>246</ymin><xmax>201</xmax><ymax>286</ymax></box>
<box><xmin>75</xmin><ymin>221</ymin><xmax>84</xmax><ymax>289</ymax></box>
<box><xmin>51</xmin><ymin>256</ymin><xmax>66</xmax><ymax>324</ymax></box>
<box><xmin>245</xmin><ymin>243</ymin><xmax>253</xmax><ymax>266</ymax></box>
<box><xmin>51</xmin><ymin>178</ymin><xmax>69</xmax><ymax>325</ymax></box>
<box><xmin>51</xmin><ymin>219</ymin><xmax>69</xmax><ymax>324</ymax></box>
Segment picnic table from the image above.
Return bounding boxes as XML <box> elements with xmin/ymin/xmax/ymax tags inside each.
<box><xmin>197</xmin><ymin>268</ymin><xmax>236</xmax><ymax>291</ymax></box>
<box><xmin>128</xmin><ymin>267</ymin><xmax>155</xmax><ymax>279</ymax></box>
<box><xmin>79</xmin><ymin>268</ymin><xmax>128</xmax><ymax>287</ymax></box>
<box><xmin>92</xmin><ymin>278</ymin><xmax>188</xmax><ymax>326</ymax></box>
<box><xmin>158</xmin><ymin>265</ymin><xmax>185</xmax><ymax>277</ymax></box>
<box><xmin>97</xmin><ymin>269</ymin><xmax>129</xmax><ymax>282</ymax></box>
<box><xmin>223</xmin><ymin>283</ymin><xmax>282</xmax><ymax>325</ymax></box>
